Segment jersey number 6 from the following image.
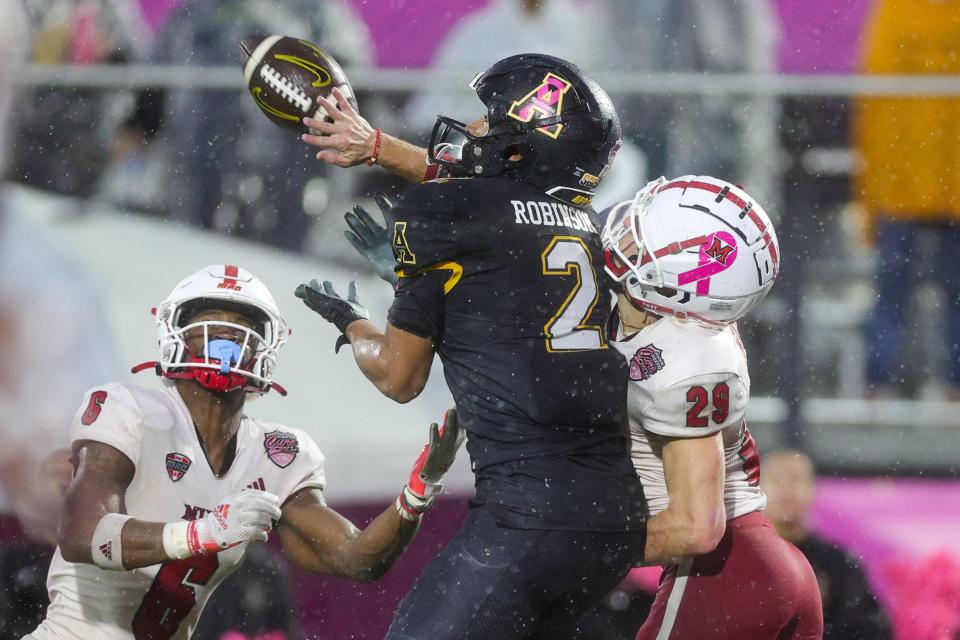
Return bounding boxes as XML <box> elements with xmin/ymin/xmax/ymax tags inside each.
<box><xmin>132</xmin><ymin>554</ymin><xmax>219</xmax><ymax>639</ymax></box>
<box><xmin>541</xmin><ymin>236</ymin><xmax>605</xmax><ymax>352</ymax></box>
<box><xmin>686</xmin><ymin>382</ymin><xmax>730</xmax><ymax>428</ymax></box>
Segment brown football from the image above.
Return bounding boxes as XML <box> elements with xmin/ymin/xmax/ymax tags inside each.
<box><xmin>240</xmin><ymin>34</ymin><xmax>358</xmax><ymax>133</ymax></box>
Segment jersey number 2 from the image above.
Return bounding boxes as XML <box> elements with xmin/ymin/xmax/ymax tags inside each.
<box><xmin>132</xmin><ymin>554</ymin><xmax>219</xmax><ymax>639</ymax></box>
<box><xmin>542</xmin><ymin>236</ymin><xmax>605</xmax><ymax>352</ymax></box>
<box><xmin>686</xmin><ymin>383</ymin><xmax>730</xmax><ymax>428</ymax></box>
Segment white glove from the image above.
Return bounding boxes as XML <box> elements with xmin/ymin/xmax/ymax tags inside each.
<box><xmin>163</xmin><ymin>490</ymin><xmax>282</xmax><ymax>559</ymax></box>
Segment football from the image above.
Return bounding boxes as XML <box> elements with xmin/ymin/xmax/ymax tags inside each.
<box><xmin>240</xmin><ymin>34</ymin><xmax>358</xmax><ymax>134</ymax></box>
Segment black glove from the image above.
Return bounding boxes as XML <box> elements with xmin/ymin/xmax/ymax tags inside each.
<box><xmin>421</xmin><ymin>409</ymin><xmax>465</xmax><ymax>486</ymax></box>
<box><xmin>344</xmin><ymin>192</ymin><xmax>399</xmax><ymax>286</ymax></box>
<box><xmin>294</xmin><ymin>279</ymin><xmax>370</xmax><ymax>349</ymax></box>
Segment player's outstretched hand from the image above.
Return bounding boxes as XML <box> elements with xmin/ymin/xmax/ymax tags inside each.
<box><xmin>302</xmin><ymin>87</ymin><xmax>377</xmax><ymax>168</ymax></box>
<box><xmin>344</xmin><ymin>193</ymin><xmax>399</xmax><ymax>287</ymax></box>
<box><xmin>191</xmin><ymin>490</ymin><xmax>282</xmax><ymax>554</ymax></box>
<box><xmin>295</xmin><ymin>279</ymin><xmax>371</xmax><ymax>350</ymax></box>
<box><xmin>396</xmin><ymin>410</ymin><xmax>466</xmax><ymax>521</ymax></box>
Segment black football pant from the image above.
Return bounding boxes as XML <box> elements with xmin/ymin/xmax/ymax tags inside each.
<box><xmin>384</xmin><ymin>505</ymin><xmax>644</xmax><ymax>640</ymax></box>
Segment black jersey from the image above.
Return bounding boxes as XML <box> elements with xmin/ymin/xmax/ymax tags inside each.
<box><xmin>386</xmin><ymin>177</ymin><xmax>644</xmax><ymax>531</ymax></box>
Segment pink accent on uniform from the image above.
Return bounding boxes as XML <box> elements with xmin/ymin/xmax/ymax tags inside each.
<box><xmin>676</xmin><ymin>231</ymin><xmax>739</xmax><ymax>296</ymax></box>
<box><xmin>264</xmin><ymin>431</ymin><xmax>299</xmax><ymax>468</ymax></box>
<box><xmin>513</xmin><ymin>76</ymin><xmax>569</xmax><ymax>121</ymax></box>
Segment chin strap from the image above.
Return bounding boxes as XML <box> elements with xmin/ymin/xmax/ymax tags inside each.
<box><xmin>130</xmin><ymin>361</ymin><xmax>288</xmax><ymax>397</ymax></box>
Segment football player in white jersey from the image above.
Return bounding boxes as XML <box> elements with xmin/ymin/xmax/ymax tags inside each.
<box><xmin>601</xmin><ymin>177</ymin><xmax>823</xmax><ymax>639</ymax></box>
<box><xmin>25</xmin><ymin>264</ymin><xmax>463</xmax><ymax>640</ymax></box>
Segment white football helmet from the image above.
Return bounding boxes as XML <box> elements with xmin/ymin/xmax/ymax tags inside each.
<box><xmin>133</xmin><ymin>265</ymin><xmax>290</xmax><ymax>396</ymax></box>
<box><xmin>602</xmin><ymin>176</ymin><xmax>780</xmax><ymax>327</ymax></box>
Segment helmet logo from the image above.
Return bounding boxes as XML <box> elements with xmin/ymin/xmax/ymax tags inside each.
<box><xmin>677</xmin><ymin>231</ymin><xmax>739</xmax><ymax>296</ymax></box>
<box><xmin>507</xmin><ymin>73</ymin><xmax>572</xmax><ymax>139</ymax></box>
<box><xmin>217</xmin><ymin>282</ymin><xmax>242</xmax><ymax>291</ymax></box>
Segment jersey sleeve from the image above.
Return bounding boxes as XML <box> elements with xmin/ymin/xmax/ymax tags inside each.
<box><xmin>69</xmin><ymin>383</ymin><xmax>143</xmax><ymax>464</ymax></box>
<box><xmin>639</xmin><ymin>373</ymin><xmax>749</xmax><ymax>438</ymax></box>
<box><xmin>385</xmin><ymin>181</ymin><xmax>474</xmax><ymax>342</ymax></box>
<box><xmin>289</xmin><ymin>433</ymin><xmax>327</xmax><ymax>506</ymax></box>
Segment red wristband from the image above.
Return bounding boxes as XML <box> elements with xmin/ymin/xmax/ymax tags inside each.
<box><xmin>366</xmin><ymin>128</ymin><xmax>382</xmax><ymax>166</ymax></box>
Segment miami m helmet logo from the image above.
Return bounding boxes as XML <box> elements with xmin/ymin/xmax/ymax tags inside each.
<box><xmin>507</xmin><ymin>73</ymin><xmax>572</xmax><ymax>139</ymax></box>
<box><xmin>704</xmin><ymin>236</ymin><xmax>735</xmax><ymax>265</ymax></box>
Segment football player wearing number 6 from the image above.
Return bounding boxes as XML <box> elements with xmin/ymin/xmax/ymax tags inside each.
<box><xmin>25</xmin><ymin>264</ymin><xmax>463</xmax><ymax>640</ymax></box>
<box><xmin>296</xmin><ymin>54</ymin><xmax>645</xmax><ymax>639</ymax></box>
<box><xmin>601</xmin><ymin>177</ymin><xmax>823</xmax><ymax>639</ymax></box>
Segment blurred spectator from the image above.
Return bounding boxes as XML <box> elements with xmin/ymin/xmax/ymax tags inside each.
<box><xmin>13</xmin><ymin>0</ymin><xmax>149</xmax><ymax>197</ymax></box>
<box><xmin>853</xmin><ymin>0</ymin><xmax>960</xmax><ymax>398</ymax></box>
<box><xmin>602</xmin><ymin>0</ymin><xmax>781</xmax><ymax>208</ymax></box>
<box><xmin>761</xmin><ymin>450</ymin><xmax>892</xmax><ymax>640</ymax></box>
<box><xmin>193</xmin><ymin>546</ymin><xmax>300</xmax><ymax>640</ymax></box>
<box><xmin>0</xmin><ymin>0</ymin><xmax>122</xmax><ymax>545</ymax></box>
<box><xmin>404</xmin><ymin>0</ymin><xmax>609</xmax><ymax>136</ymax></box>
<box><xmin>102</xmin><ymin>0</ymin><xmax>372</xmax><ymax>251</ymax></box>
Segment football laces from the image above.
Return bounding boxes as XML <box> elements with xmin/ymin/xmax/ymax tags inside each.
<box><xmin>259</xmin><ymin>63</ymin><xmax>312</xmax><ymax>114</ymax></box>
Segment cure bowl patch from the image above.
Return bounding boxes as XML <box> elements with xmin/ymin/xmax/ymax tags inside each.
<box><xmin>629</xmin><ymin>344</ymin><xmax>665</xmax><ymax>381</ymax></box>
<box><xmin>166</xmin><ymin>453</ymin><xmax>192</xmax><ymax>482</ymax></box>
<box><xmin>264</xmin><ymin>430</ymin><xmax>299</xmax><ymax>468</ymax></box>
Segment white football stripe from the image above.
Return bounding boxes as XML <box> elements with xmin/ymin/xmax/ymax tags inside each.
<box><xmin>243</xmin><ymin>34</ymin><xmax>283</xmax><ymax>86</ymax></box>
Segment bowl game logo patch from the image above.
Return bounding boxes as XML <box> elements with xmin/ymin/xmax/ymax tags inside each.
<box><xmin>630</xmin><ymin>344</ymin><xmax>665</xmax><ymax>381</ymax></box>
<box><xmin>166</xmin><ymin>453</ymin><xmax>192</xmax><ymax>482</ymax></box>
<box><xmin>264</xmin><ymin>430</ymin><xmax>300</xmax><ymax>468</ymax></box>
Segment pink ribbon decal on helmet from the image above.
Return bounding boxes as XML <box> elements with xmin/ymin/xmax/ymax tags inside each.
<box><xmin>676</xmin><ymin>231</ymin><xmax>738</xmax><ymax>295</ymax></box>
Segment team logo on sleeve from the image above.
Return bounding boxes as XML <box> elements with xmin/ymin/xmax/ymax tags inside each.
<box><xmin>165</xmin><ymin>453</ymin><xmax>192</xmax><ymax>482</ymax></box>
<box><xmin>392</xmin><ymin>222</ymin><xmax>417</xmax><ymax>265</ymax></box>
<box><xmin>629</xmin><ymin>344</ymin><xmax>665</xmax><ymax>381</ymax></box>
<box><xmin>264</xmin><ymin>431</ymin><xmax>300</xmax><ymax>468</ymax></box>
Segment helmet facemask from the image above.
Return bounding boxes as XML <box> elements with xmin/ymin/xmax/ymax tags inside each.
<box><xmin>602</xmin><ymin>178</ymin><xmax>667</xmax><ymax>293</ymax></box>
<box><xmin>155</xmin><ymin>297</ymin><xmax>286</xmax><ymax>395</ymax></box>
<box><xmin>427</xmin><ymin>115</ymin><xmax>543</xmax><ymax>178</ymax></box>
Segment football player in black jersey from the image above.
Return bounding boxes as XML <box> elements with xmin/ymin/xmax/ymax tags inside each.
<box><xmin>297</xmin><ymin>54</ymin><xmax>646</xmax><ymax>639</ymax></box>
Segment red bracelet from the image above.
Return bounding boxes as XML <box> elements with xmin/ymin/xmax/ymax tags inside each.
<box><xmin>366</xmin><ymin>128</ymin><xmax>382</xmax><ymax>166</ymax></box>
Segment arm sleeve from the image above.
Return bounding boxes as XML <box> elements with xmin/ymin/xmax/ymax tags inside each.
<box><xmin>639</xmin><ymin>373</ymin><xmax>748</xmax><ymax>438</ymax></box>
<box><xmin>69</xmin><ymin>384</ymin><xmax>143</xmax><ymax>465</ymax></box>
<box><xmin>289</xmin><ymin>434</ymin><xmax>327</xmax><ymax>506</ymax></box>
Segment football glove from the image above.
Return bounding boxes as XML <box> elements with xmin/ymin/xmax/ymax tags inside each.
<box><xmin>295</xmin><ymin>279</ymin><xmax>370</xmax><ymax>351</ymax></box>
<box><xmin>396</xmin><ymin>409</ymin><xmax>465</xmax><ymax>521</ymax></box>
<box><xmin>344</xmin><ymin>193</ymin><xmax>399</xmax><ymax>287</ymax></box>
<box><xmin>165</xmin><ymin>490</ymin><xmax>281</xmax><ymax>558</ymax></box>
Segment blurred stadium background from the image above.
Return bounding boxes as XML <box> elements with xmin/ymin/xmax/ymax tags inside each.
<box><xmin>1</xmin><ymin>0</ymin><xmax>959</xmax><ymax>638</ymax></box>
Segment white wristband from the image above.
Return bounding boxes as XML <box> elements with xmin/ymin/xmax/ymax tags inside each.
<box><xmin>162</xmin><ymin>520</ymin><xmax>194</xmax><ymax>560</ymax></box>
<box><xmin>91</xmin><ymin>513</ymin><xmax>133</xmax><ymax>570</ymax></box>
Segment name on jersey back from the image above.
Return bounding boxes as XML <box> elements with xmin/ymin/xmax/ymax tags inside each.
<box><xmin>510</xmin><ymin>200</ymin><xmax>598</xmax><ymax>233</ymax></box>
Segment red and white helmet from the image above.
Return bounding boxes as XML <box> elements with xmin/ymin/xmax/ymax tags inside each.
<box><xmin>602</xmin><ymin>176</ymin><xmax>780</xmax><ymax>327</ymax></box>
<box><xmin>135</xmin><ymin>265</ymin><xmax>289</xmax><ymax>396</ymax></box>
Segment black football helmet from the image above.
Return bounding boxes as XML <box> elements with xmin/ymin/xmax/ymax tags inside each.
<box><xmin>427</xmin><ymin>53</ymin><xmax>621</xmax><ymax>208</ymax></box>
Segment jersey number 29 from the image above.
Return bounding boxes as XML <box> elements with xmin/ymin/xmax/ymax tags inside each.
<box><xmin>686</xmin><ymin>382</ymin><xmax>730</xmax><ymax>428</ymax></box>
<box><xmin>541</xmin><ymin>236</ymin><xmax>605</xmax><ymax>352</ymax></box>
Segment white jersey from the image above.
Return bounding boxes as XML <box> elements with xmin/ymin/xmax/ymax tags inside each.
<box><xmin>610</xmin><ymin>313</ymin><xmax>765</xmax><ymax>520</ymax></box>
<box><xmin>31</xmin><ymin>382</ymin><xmax>327</xmax><ymax>640</ymax></box>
